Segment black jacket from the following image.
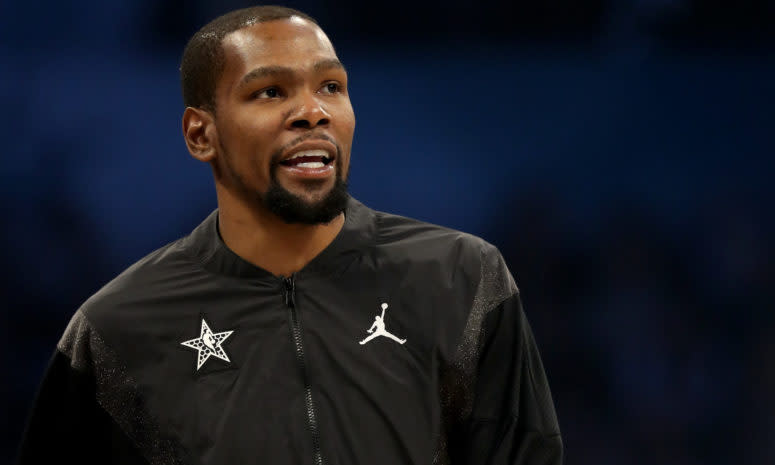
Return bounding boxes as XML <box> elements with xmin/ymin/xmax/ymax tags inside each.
<box><xmin>18</xmin><ymin>197</ymin><xmax>562</xmax><ymax>465</ymax></box>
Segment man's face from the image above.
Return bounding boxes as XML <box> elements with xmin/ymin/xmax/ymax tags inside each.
<box><xmin>212</xmin><ymin>17</ymin><xmax>355</xmax><ymax>223</ymax></box>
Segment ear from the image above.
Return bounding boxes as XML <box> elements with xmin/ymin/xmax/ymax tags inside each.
<box><xmin>182</xmin><ymin>107</ymin><xmax>218</xmax><ymax>163</ymax></box>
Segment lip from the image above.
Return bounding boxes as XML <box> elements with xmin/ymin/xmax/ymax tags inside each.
<box><xmin>277</xmin><ymin>138</ymin><xmax>338</xmax><ymax>181</ymax></box>
<box><xmin>280</xmin><ymin>139</ymin><xmax>337</xmax><ymax>163</ymax></box>
<box><xmin>279</xmin><ymin>162</ymin><xmax>335</xmax><ymax>180</ymax></box>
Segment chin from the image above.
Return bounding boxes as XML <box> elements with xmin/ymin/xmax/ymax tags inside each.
<box><xmin>263</xmin><ymin>177</ymin><xmax>349</xmax><ymax>225</ymax></box>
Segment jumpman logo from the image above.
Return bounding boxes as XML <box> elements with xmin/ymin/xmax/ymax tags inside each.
<box><xmin>359</xmin><ymin>303</ymin><xmax>406</xmax><ymax>345</ymax></box>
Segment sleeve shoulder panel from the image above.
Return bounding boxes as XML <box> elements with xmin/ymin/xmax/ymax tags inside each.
<box><xmin>454</xmin><ymin>242</ymin><xmax>518</xmax><ymax>369</ymax></box>
<box><xmin>435</xmin><ymin>242</ymin><xmax>524</xmax><ymax>462</ymax></box>
<box><xmin>375</xmin><ymin>210</ymin><xmax>517</xmax><ymax>298</ymax></box>
<box><xmin>57</xmin><ymin>309</ymin><xmax>94</xmax><ymax>372</ymax></box>
<box><xmin>55</xmin><ymin>309</ymin><xmax>191</xmax><ymax>465</ymax></box>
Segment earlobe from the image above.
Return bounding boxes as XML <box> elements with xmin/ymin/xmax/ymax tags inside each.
<box><xmin>182</xmin><ymin>107</ymin><xmax>217</xmax><ymax>162</ymax></box>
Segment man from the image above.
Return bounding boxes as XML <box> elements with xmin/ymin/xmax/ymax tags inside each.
<box><xmin>18</xmin><ymin>6</ymin><xmax>562</xmax><ymax>464</ymax></box>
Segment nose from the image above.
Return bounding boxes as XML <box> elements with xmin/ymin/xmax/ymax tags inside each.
<box><xmin>287</xmin><ymin>91</ymin><xmax>331</xmax><ymax>130</ymax></box>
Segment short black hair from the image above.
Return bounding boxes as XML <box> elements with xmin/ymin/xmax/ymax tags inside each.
<box><xmin>180</xmin><ymin>5</ymin><xmax>318</xmax><ymax>112</ymax></box>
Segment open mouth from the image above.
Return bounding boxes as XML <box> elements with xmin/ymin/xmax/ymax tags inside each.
<box><xmin>280</xmin><ymin>149</ymin><xmax>334</xmax><ymax>169</ymax></box>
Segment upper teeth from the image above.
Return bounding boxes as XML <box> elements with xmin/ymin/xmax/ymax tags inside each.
<box><xmin>288</xmin><ymin>149</ymin><xmax>329</xmax><ymax>160</ymax></box>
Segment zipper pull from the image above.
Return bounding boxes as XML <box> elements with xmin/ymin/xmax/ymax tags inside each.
<box><xmin>283</xmin><ymin>276</ymin><xmax>296</xmax><ymax>308</ymax></box>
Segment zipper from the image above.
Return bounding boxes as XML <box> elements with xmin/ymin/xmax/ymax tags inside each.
<box><xmin>283</xmin><ymin>276</ymin><xmax>324</xmax><ymax>465</ymax></box>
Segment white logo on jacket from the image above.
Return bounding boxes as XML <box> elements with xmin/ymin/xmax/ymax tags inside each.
<box><xmin>181</xmin><ymin>319</ymin><xmax>234</xmax><ymax>370</ymax></box>
<box><xmin>359</xmin><ymin>303</ymin><xmax>406</xmax><ymax>345</ymax></box>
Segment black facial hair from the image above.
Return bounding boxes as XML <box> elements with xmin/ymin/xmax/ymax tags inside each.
<box><xmin>262</xmin><ymin>137</ymin><xmax>349</xmax><ymax>225</ymax></box>
<box><xmin>263</xmin><ymin>162</ymin><xmax>349</xmax><ymax>224</ymax></box>
<box><xmin>219</xmin><ymin>134</ymin><xmax>349</xmax><ymax>225</ymax></box>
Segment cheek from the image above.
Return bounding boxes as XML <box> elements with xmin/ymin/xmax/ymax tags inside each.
<box><xmin>342</xmin><ymin>103</ymin><xmax>356</xmax><ymax>131</ymax></box>
<box><xmin>336</xmin><ymin>110</ymin><xmax>356</xmax><ymax>147</ymax></box>
<box><xmin>215</xmin><ymin>141</ymin><xmax>272</xmax><ymax>193</ymax></box>
<box><xmin>221</xmin><ymin>114</ymin><xmax>276</xmax><ymax>163</ymax></box>
<box><xmin>336</xmin><ymin>107</ymin><xmax>355</xmax><ymax>178</ymax></box>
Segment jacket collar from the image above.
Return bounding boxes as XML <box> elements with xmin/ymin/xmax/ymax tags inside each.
<box><xmin>184</xmin><ymin>196</ymin><xmax>376</xmax><ymax>280</ymax></box>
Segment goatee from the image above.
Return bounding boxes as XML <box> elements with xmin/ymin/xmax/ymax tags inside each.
<box><xmin>263</xmin><ymin>175</ymin><xmax>349</xmax><ymax>225</ymax></box>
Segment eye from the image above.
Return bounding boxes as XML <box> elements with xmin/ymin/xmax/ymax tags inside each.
<box><xmin>320</xmin><ymin>82</ymin><xmax>341</xmax><ymax>94</ymax></box>
<box><xmin>253</xmin><ymin>87</ymin><xmax>281</xmax><ymax>99</ymax></box>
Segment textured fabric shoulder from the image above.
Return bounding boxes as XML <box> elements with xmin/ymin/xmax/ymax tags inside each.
<box><xmin>453</xmin><ymin>243</ymin><xmax>519</xmax><ymax>386</ymax></box>
<box><xmin>435</xmin><ymin>244</ymin><xmax>519</xmax><ymax>464</ymax></box>
<box><xmin>57</xmin><ymin>310</ymin><xmax>192</xmax><ymax>465</ymax></box>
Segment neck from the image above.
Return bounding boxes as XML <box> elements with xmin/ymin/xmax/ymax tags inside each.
<box><xmin>216</xmin><ymin>189</ymin><xmax>345</xmax><ymax>278</ymax></box>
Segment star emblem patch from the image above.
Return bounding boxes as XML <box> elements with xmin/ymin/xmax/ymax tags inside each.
<box><xmin>180</xmin><ymin>319</ymin><xmax>234</xmax><ymax>370</ymax></box>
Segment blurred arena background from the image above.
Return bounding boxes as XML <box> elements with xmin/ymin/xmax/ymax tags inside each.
<box><xmin>1</xmin><ymin>1</ymin><xmax>773</xmax><ymax>463</ymax></box>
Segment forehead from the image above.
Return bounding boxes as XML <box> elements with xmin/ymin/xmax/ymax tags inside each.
<box><xmin>220</xmin><ymin>18</ymin><xmax>337</xmax><ymax>75</ymax></box>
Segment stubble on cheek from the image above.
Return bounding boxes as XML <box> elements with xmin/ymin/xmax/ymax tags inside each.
<box><xmin>214</xmin><ymin>137</ymin><xmax>262</xmax><ymax>200</ymax></box>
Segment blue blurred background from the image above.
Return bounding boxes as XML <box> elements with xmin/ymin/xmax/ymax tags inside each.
<box><xmin>2</xmin><ymin>0</ymin><xmax>773</xmax><ymax>463</ymax></box>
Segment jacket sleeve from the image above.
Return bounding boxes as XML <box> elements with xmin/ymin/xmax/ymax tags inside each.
<box><xmin>441</xmin><ymin>244</ymin><xmax>563</xmax><ymax>465</ymax></box>
<box><xmin>16</xmin><ymin>313</ymin><xmax>147</xmax><ymax>465</ymax></box>
<box><xmin>459</xmin><ymin>293</ymin><xmax>563</xmax><ymax>464</ymax></box>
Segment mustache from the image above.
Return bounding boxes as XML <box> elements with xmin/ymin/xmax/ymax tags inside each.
<box><xmin>270</xmin><ymin>133</ymin><xmax>342</xmax><ymax>165</ymax></box>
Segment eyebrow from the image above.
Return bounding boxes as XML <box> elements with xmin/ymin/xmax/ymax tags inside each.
<box><xmin>239</xmin><ymin>59</ymin><xmax>346</xmax><ymax>88</ymax></box>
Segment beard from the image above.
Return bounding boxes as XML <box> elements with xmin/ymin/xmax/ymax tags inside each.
<box><xmin>263</xmin><ymin>134</ymin><xmax>350</xmax><ymax>225</ymax></box>
<box><xmin>262</xmin><ymin>170</ymin><xmax>349</xmax><ymax>225</ymax></box>
<box><xmin>221</xmin><ymin>134</ymin><xmax>350</xmax><ymax>225</ymax></box>
<box><xmin>263</xmin><ymin>135</ymin><xmax>349</xmax><ymax>225</ymax></box>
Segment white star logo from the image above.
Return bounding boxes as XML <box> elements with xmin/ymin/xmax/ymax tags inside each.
<box><xmin>180</xmin><ymin>319</ymin><xmax>234</xmax><ymax>370</ymax></box>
